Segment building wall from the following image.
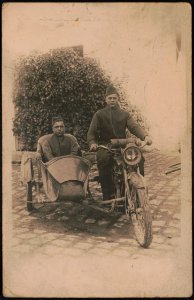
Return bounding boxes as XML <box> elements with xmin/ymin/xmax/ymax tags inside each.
<box><xmin>3</xmin><ymin>3</ymin><xmax>190</xmax><ymax>152</ymax></box>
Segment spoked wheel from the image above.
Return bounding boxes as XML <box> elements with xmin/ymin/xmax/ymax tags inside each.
<box><xmin>113</xmin><ymin>183</ymin><xmax>125</xmax><ymax>213</ymax></box>
<box><xmin>127</xmin><ymin>186</ymin><xmax>152</xmax><ymax>248</ymax></box>
<box><xmin>26</xmin><ymin>181</ymin><xmax>34</xmax><ymax>212</ymax></box>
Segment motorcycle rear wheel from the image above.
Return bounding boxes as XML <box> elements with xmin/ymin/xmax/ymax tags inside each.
<box><xmin>129</xmin><ymin>187</ymin><xmax>152</xmax><ymax>248</ymax></box>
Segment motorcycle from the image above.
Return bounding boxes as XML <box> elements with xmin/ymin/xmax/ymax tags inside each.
<box><xmin>22</xmin><ymin>138</ymin><xmax>152</xmax><ymax>248</ymax></box>
<box><xmin>91</xmin><ymin>138</ymin><xmax>153</xmax><ymax>248</ymax></box>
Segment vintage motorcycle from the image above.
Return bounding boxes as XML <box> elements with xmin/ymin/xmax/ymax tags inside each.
<box><xmin>90</xmin><ymin>138</ymin><xmax>153</xmax><ymax>248</ymax></box>
<box><xmin>22</xmin><ymin>138</ymin><xmax>152</xmax><ymax>248</ymax></box>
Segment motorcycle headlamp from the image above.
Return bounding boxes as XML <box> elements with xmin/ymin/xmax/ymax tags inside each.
<box><xmin>123</xmin><ymin>145</ymin><xmax>142</xmax><ymax>165</ymax></box>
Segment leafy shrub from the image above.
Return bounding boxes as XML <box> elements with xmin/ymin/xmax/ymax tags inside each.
<box><xmin>13</xmin><ymin>47</ymin><xmax>148</xmax><ymax>150</ymax></box>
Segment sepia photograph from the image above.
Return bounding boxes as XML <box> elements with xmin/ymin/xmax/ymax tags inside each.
<box><xmin>2</xmin><ymin>2</ymin><xmax>192</xmax><ymax>297</ymax></box>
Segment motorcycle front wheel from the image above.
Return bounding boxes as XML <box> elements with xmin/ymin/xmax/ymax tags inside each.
<box><xmin>128</xmin><ymin>186</ymin><xmax>152</xmax><ymax>248</ymax></box>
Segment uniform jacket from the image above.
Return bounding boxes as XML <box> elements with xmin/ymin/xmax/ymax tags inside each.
<box><xmin>37</xmin><ymin>133</ymin><xmax>80</xmax><ymax>162</ymax></box>
<box><xmin>87</xmin><ymin>105</ymin><xmax>147</xmax><ymax>146</ymax></box>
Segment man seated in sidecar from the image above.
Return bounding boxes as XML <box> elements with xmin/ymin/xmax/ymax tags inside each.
<box><xmin>34</xmin><ymin>116</ymin><xmax>90</xmax><ymax>203</ymax></box>
<box><xmin>37</xmin><ymin>116</ymin><xmax>81</xmax><ymax>162</ymax></box>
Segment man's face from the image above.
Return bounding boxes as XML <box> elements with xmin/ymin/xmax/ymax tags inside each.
<box><xmin>105</xmin><ymin>94</ymin><xmax>119</xmax><ymax>107</ymax></box>
<box><xmin>52</xmin><ymin>121</ymin><xmax>65</xmax><ymax>136</ymax></box>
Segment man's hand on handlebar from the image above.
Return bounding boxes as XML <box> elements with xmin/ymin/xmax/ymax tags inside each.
<box><xmin>144</xmin><ymin>135</ymin><xmax>152</xmax><ymax>146</ymax></box>
<box><xmin>90</xmin><ymin>143</ymin><xmax>98</xmax><ymax>151</ymax></box>
<box><xmin>135</xmin><ymin>138</ymin><xmax>142</xmax><ymax>147</ymax></box>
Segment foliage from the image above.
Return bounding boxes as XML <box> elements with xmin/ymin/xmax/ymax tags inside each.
<box><xmin>13</xmin><ymin>47</ymin><xmax>148</xmax><ymax>150</ymax></box>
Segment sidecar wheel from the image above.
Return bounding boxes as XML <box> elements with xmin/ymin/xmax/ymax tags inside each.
<box><xmin>26</xmin><ymin>182</ymin><xmax>33</xmax><ymax>212</ymax></box>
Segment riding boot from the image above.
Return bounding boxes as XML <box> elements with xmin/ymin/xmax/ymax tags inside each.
<box><xmin>99</xmin><ymin>173</ymin><xmax>115</xmax><ymax>200</ymax></box>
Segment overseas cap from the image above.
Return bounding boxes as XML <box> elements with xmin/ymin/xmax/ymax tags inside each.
<box><xmin>105</xmin><ymin>85</ymin><xmax>119</xmax><ymax>97</ymax></box>
<box><xmin>52</xmin><ymin>116</ymin><xmax>64</xmax><ymax>126</ymax></box>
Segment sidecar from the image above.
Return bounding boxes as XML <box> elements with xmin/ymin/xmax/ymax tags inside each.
<box><xmin>21</xmin><ymin>152</ymin><xmax>91</xmax><ymax>211</ymax></box>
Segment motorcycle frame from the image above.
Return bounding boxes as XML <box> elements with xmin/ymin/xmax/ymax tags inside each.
<box><xmin>108</xmin><ymin>146</ymin><xmax>148</xmax><ymax>210</ymax></box>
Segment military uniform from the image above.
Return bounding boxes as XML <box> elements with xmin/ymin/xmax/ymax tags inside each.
<box><xmin>37</xmin><ymin>133</ymin><xmax>80</xmax><ymax>162</ymax></box>
<box><xmin>87</xmin><ymin>105</ymin><xmax>147</xmax><ymax>200</ymax></box>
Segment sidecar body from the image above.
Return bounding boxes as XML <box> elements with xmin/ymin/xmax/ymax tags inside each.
<box><xmin>41</xmin><ymin>155</ymin><xmax>91</xmax><ymax>202</ymax></box>
<box><xmin>21</xmin><ymin>153</ymin><xmax>91</xmax><ymax>210</ymax></box>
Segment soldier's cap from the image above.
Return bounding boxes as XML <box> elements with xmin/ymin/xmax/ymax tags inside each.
<box><xmin>105</xmin><ymin>85</ymin><xmax>119</xmax><ymax>97</ymax></box>
<box><xmin>52</xmin><ymin>116</ymin><xmax>64</xmax><ymax>126</ymax></box>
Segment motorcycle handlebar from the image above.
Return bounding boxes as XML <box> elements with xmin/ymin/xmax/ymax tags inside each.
<box><xmin>89</xmin><ymin>145</ymin><xmax>111</xmax><ymax>153</ymax></box>
<box><xmin>89</xmin><ymin>139</ymin><xmax>149</xmax><ymax>152</ymax></box>
<box><xmin>139</xmin><ymin>141</ymin><xmax>149</xmax><ymax>148</ymax></box>
<box><xmin>110</xmin><ymin>138</ymin><xmax>149</xmax><ymax>148</ymax></box>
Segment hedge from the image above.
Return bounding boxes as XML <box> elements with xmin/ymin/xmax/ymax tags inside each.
<box><xmin>13</xmin><ymin>47</ymin><xmax>149</xmax><ymax>151</ymax></box>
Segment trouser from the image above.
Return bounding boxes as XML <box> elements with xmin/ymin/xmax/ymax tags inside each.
<box><xmin>96</xmin><ymin>148</ymin><xmax>145</xmax><ymax>200</ymax></box>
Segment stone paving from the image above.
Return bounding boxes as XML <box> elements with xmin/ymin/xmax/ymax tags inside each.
<box><xmin>11</xmin><ymin>149</ymin><xmax>181</xmax><ymax>260</ymax></box>
<box><xmin>6</xmin><ymin>149</ymin><xmax>185</xmax><ymax>297</ymax></box>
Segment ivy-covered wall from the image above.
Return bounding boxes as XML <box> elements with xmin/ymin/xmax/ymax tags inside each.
<box><xmin>13</xmin><ymin>47</ymin><xmax>149</xmax><ymax>151</ymax></box>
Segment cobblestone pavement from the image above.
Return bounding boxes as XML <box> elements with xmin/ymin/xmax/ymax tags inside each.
<box><xmin>8</xmin><ymin>149</ymin><xmax>182</xmax><ymax>297</ymax></box>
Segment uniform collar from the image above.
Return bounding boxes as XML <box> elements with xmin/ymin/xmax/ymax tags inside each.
<box><xmin>105</xmin><ymin>104</ymin><xmax>120</xmax><ymax>111</ymax></box>
<box><xmin>53</xmin><ymin>133</ymin><xmax>65</xmax><ymax>138</ymax></box>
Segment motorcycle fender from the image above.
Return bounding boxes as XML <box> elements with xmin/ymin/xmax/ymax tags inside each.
<box><xmin>128</xmin><ymin>172</ymin><xmax>146</xmax><ymax>189</ymax></box>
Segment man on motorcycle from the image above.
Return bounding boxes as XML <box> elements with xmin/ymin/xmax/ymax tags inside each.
<box><xmin>37</xmin><ymin>116</ymin><xmax>81</xmax><ymax>162</ymax></box>
<box><xmin>87</xmin><ymin>85</ymin><xmax>152</xmax><ymax>200</ymax></box>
